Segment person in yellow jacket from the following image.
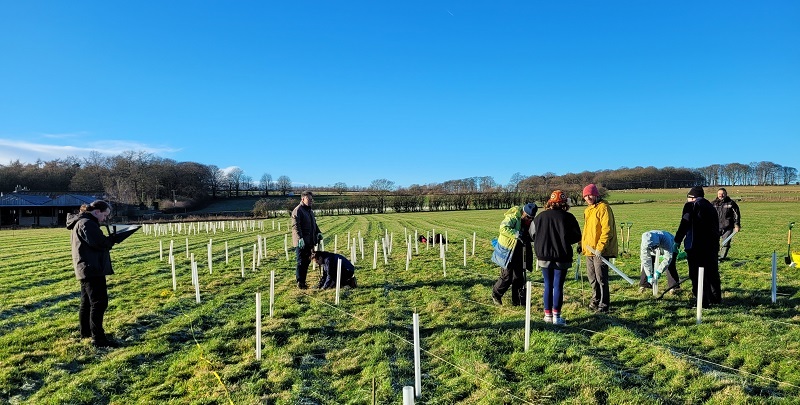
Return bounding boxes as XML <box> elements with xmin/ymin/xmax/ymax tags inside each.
<box><xmin>579</xmin><ymin>184</ymin><xmax>618</xmax><ymax>313</ymax></box>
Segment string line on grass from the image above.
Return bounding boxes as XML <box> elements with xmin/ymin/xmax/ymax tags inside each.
<box><xmin>185</xmin><ymin>314</ymin><xmax>236</xmax><ymax>405</ymax></box>
<box><xmin>373</xmin><ymin>264</ymin><xmax>800</xmax><ymax>393</ymax></box>
<box><xmin>577</xmin><ymin>327</ymin><xmax>800</xmax><ymax>391</ymax></box>
<box><xmin>453</xmin><ymin>265</ymin><xmax>800</xmax><ymax>328</ymax></box>
<box><xmin>299</xmin><ymin>290</ymin><xmax>537</xmax><ymax>404</ymax></box>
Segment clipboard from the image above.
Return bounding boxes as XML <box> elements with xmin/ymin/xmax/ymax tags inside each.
<box><xmin>107</xmin><ymin>224</ymin><xmax>142</xmax><ymax>243</ymax></box>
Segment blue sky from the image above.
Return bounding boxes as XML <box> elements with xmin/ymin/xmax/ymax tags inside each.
<box><xmin>1</xmin><ymin>1</ymin><xmax>798</xmax><ymax>189</ymax></box>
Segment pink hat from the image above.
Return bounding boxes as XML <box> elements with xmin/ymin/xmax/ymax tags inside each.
<box><xmin>583</xmin><ymin>184</ymin><xmax>599</xmax><ymax>197</ymax></box>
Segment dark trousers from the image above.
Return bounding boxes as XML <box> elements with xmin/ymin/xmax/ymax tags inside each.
<box><xmin>492</xmin><ymin>266</ymin><xmax>526</xmax><ymax>305</ymax></box>
<box><xmin>639</xmin><ymin>255</ymin><xmax>680</xmax><ymax>289</ymax></box>
<box><xmin>541</xmin><ymin>265</ymin><xmax>566</xmax><ymax>313</ymax></box>
<box><xmin>586</xmin><ymin>256</ymin><xmax>610</xmax><ymax>310</ymax></box>
<box><xmin>687</xmin><ymin>249</ymin><xmax>722</xmax><ymax>307</ymax></box>
<box><xmin>719</xmin><ymin>228</ymin><xmax>735</xmax><ymax>259</ymax></box>
<box><xmin>295</xmin><ymin>245</ymin><xmax>313</xmax><ymax>285</ymax></box>
<box><xmin>79</xmin><ymin>277</ymin><xmax>108</xmax><ymax>340</ymax></box>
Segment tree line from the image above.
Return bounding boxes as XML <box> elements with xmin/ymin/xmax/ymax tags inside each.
<box><xmin>1</xmin><ymin>152</ymin><xmax>795</xmax><ymax>213</ymax></box>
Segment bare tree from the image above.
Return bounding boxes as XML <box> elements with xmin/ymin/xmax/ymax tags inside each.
<box><xmin>782</xmin><ymin>166</ymin><xmax>798</xmax><ymax>185</ymax></box>
<box><xmin>241</xmin><ymin>174</ymin><xmax>253</xmax><ymax>194</ymax></box>
<box><xmin>226</xmin><ymin>167</ymin><xmax>245</xmax><ymax>197</ymax></box>
<box><xmin>276</xmin><ymin>175</ymin><xmax>292</xmax><ymax>195</ymax></box>
<box><xmin>478</xmin><ymin>176</ymin><xmax>497</xmax><ymax>192</ymax></box>
<box><xmin>333</xmin><ymin>182</ymin><xmax>348</xmax><ymax>195</ymax></box>
<box><xmin>509</xmin><ymin>172</ymin><xmax>525</xmax><ymax>191</ymax></box>
<box><xmin>260</xmin><ymin>173</ymin><xmax>273</xmax><ymax>195</ymax></box>
<box><xmin>369</xmin><ymin>178</ymin><xmax>395</xmax><ymax>213</ymax></box>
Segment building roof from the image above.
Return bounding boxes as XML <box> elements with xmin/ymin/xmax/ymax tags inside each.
<box><xmin>0</xmin><ymin>194</ymin><xmax>52</xmax><ymax>207</ymax></box>
<box><xmin>0</xmin><ymin>193</ymin><xmax>99</xmax><ymax>207</ymax></box>
<box><xmin>44</xmin><ymin>194</ymin><xmax>98</xmax><ymax>206</ymax></box>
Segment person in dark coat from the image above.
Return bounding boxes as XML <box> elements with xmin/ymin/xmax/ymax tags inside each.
<box><xmin>312</xmin><ymin>251</ymin><xmax>356</xmax><ymax>289</ymax></box>
<box><xmin>712</xmin><ymin>187</ymin><xmax>742</xmax><ymax>260</ymax></box>
<box><xmin>66</xmin><ymin>200</ymin><xmax>119</xmax><ymax>348</ymax></box>
<box><xmin>674</xmin><ymin>186</ymin><xmax>722</xmax><ymax>307</ymax></box>
<box><xmin>534</xmin><ymin>190</ymin><xmax>582</xmax><ymax>326</ymax></box>
<box><xmin>292</xmin><ymin>191</ymin><xmax>323</xmax><ymax>289</ymax></box>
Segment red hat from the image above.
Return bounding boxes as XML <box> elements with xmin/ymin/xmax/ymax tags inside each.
<box><xmin>548</xmin><ymin>190</ymin><xmax>567</xmax><ymax>204</ymax></box>
<box><xmin>583</xmin><ymin>184</ymin><xmax>599</xmax><ymax>197</ymax></box>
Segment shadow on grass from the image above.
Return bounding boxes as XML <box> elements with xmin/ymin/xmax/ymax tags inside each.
<box><xmin>0</xmin><ymin>291</ymin><xmax>81</xmax><ymax>324</ymax></box>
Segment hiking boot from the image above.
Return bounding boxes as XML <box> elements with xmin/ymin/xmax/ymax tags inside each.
<box><xmin>491</xmin><ymin>294</ymin><xmax>502</xmax><ymax>306</ymax></box>
<box><xmin>543</xmin><ymin>314</ymin><xmax>553</xmax><ymax>323</ymax></box>
<box><xmin>552</xmin><ymin>315</ymin><xmax>567</xmax><ymax>326</ymax></box>
<box><xmin>297</xmin><ymin>282</ymin><xmax>308</xmax><ymax>290</ymax></box>
<box><xmin>92</xmin><ymin>339</ymin><xmax>120</xmax><ymax>348</ymax></box>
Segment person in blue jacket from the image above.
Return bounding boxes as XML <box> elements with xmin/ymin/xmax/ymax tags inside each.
<box><xmin>639</xmin><ymin>230</ymin><xmax>681</xmax><ymax>293</ymax></box>
<box><xmin>312</xmin><ymin>251</ymin><xmax>356</xmax><ymax>289</ymax></box>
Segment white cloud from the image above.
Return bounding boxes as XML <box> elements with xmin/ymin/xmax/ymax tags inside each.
<box><xmin>0</xmin><ymin>138</ymin><xmax>180</xmax><ymax>164</ymax></box>
<box><xmin>219</xmin><ymin>166</ymin><xmax>241</xmax><ymax>176</ymax></box>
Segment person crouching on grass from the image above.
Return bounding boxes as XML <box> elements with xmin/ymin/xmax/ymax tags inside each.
<box><xmin>312</xmin><ymin>251</ymin><xmax>356</xmax><ymax>289</ymax></box>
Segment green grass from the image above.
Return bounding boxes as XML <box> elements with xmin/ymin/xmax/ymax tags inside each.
<box><xmin>1</xmin><ymin>198</ymin><xmax>800</xmax><ymax>404</ymax></box>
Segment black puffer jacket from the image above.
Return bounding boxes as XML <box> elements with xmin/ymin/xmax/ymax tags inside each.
<box><xmin>533</xmin><ymin>209</ymin><xmax>581</xmax><ymax>262</ymax></box>
<box><xmin>66</xmin><ymin>212</ymin><xmax>115</xmax><ymax>280</ymax></box>
<box><xmin>712</xmin><ymin>196</ymin><xmax>741</xmax><ymax>233</ymax></box>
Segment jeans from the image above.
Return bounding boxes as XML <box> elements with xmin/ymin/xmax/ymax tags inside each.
<box><xmin>541</xmin><ymin>265</ymin><xmax>566</xmax><ymax>313</ymax></box>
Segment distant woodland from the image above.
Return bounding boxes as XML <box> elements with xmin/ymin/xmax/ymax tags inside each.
<box><xmin>1</xmin><ymin>151</ymin><xmax>796</xmax><ymax>212</ymax></box>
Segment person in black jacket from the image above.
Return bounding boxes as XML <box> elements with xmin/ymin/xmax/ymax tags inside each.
<box><xmin>292</xmin><ymin>191</ymin><xmax>323</xmax><ymax>289</ymax></box>
<box><xmin>533</xmin><ymin>190</ymin><xmax>582</xmax><ymax>326</ymax></box>
<box><xmin>66</xmin><ymin>200</ymin><xmax>119</xmax><ymax>348</ymax></box>
<box><xmin>712</xmin><ymin>187</ymin><xmax>741</xmax><ymax>260</ymax></box>
<box><xmin>312</xmin><ymin>251</ymin><xmax>356</xmax><ymax>289</ymax></box>
<box><xmin>674</xmin><ymin>186</ymin><xmax>722</xmax><ymax>307</ymax></box>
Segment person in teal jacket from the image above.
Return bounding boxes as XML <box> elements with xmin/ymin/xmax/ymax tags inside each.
<box><xmin>491</xmin><ymin>203</ymin><xmax>537</xmax><ymax>306</ymax></box>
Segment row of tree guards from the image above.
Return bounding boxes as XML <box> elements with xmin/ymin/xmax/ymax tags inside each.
<box><xmin>146</xmin><ymin>219</ymin><xmax>786</xmax><ymax>402</ymax></box>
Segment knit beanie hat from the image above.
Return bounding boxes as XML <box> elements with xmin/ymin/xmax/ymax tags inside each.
<box><xmin>582</xmin><ymin>184</ymin><xmax>600</xmax><ymax>197</ymax></box>
<box><xmin>548</xmin><ymin>190</ymin><xmax>567</xmax><ymax>204</ymax></box>
<box><xmin>687</xmin><ymin>186</ymin><xmax>705</xmax><ymax>198</ymax></box>
<box><xmin>523</xmin><ymin>202</ymin><xmax>537</xmax><ymax>217</ymax></box>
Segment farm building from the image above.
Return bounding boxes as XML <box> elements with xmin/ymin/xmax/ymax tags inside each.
<box><xmin>0</xmin><ymin>193</ymin><xmax>100</xmax><ymax>227</ymax></box>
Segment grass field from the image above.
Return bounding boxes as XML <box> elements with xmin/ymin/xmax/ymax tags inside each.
<box><xmin>1</xmin><ymin>192</ymin><xmax>799</xmax><ymax>404</ymax></box>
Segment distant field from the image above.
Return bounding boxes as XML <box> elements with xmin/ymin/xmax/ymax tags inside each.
<box><xmin>608</xmin><ymin>185</ymin><xmax>800</xmax><ymax>203</ymax></box>
<box><xmin>188</xmin><ymin>186</ymin><xmax>800</xmax><ymax>216</ymax></box>
<box><xmin>1</xmin><ymin>195</ymin><xmax>799</xmax><ymax>403</ymax></box>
